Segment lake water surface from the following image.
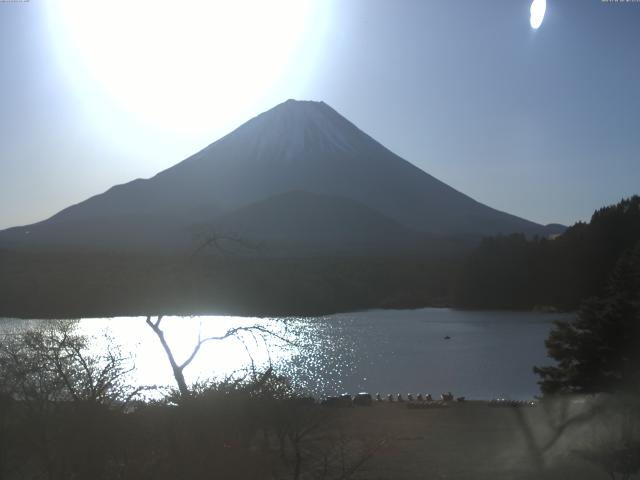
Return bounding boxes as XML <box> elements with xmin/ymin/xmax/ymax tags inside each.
<box><xmin>0</xmin><ymin>308</ymin><xmax>572</xmax><ymax>399</ymax></box>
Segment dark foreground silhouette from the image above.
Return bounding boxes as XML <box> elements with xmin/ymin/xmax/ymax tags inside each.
<box><xmin>0</xmin><ymin>322</ymin><xmax>638</xmax><ymax>480</ymax></box>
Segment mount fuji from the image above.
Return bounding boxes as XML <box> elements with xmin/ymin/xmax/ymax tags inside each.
<box><xmin>0</xmin><ymin>100</ymin><xmax>562</xmax><ymax>254</ymax></box>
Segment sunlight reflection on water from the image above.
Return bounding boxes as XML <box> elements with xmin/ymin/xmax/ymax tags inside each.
<box><xmin>75</xmin><ymin>316</ymin><xmax>360</xmax><ymax>397</ymax></box>
<box><xmin>0</xmin><ymin>309</ymin><xmax>571</xmax><ymax>399</ymax></box>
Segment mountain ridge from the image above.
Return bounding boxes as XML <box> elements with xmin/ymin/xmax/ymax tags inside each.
<box><xmin>0</xmin><ymin>99</ymin><xmax>563</xmax><ymax>254</ymax></box>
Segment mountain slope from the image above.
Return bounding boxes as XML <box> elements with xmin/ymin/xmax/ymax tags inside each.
<box><xmin>213</xmin><ymin>190</ymin><xmax>443</xmax><ymax>255</ymax></box>
<box><xmin>0</xmin><ymin>99</ymin><xmax>560</xmax><ymax>253</ymax></box>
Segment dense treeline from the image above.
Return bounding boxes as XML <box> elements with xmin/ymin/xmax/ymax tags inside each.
<box><xmin>3</xmin><ymin>196</ymin><xmax>638</xmax><ymax>317</ymax></box>
<box><xmin>0</xmin><ymin>251</ymin><xmax>462</xmax><ymax>318</ymax></box>
<box><xmin>455</xmin><ymin>196</ymin><xmax>640</xmax><ymax>310</ymax></box>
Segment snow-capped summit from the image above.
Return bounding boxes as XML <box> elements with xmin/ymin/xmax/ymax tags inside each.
<box><xmin>196</xmin><ymin>99</ymin><xmax>366</xmax><ymax>165</ymax></box>
<box><xmin>235</xmin><ymin>99</ymin><xmax>357</xmax><ymax>158</ymax></box>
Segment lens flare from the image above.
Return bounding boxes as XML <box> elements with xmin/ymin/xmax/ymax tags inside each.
<box><xmin>530</xmin><ymin>0</ymin><xmax>546</xmax><ymax>30</ymax></box>
<box><xmin>45</xmin><ymin>1</ymin><xmax>323</xmax><ymax>134</ymax></box>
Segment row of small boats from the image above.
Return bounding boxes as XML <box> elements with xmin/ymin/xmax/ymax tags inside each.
<box><xmin>376</xmin><ymin>392</ymin><xmax>461</xmax><ymax>403</ymax></box>
<box><xmin>489</xmin><ymin>398</ymin><xmax>537</xmax><ymax>407</ymax></box>
<box><xmin>321</xmin><ymin>392</ymin><xmax>461</xmax><ymax>407</ymax></box>
<box><xmin>321</xmin><ymin>393</ymin><xmax>537</xmax><ymax>408</ymax></box>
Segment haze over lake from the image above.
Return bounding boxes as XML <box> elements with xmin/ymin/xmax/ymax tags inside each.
<box><xmin>0</xmin><ymin>308</ymin><xmax>570</xmax><ymax>400</ymax></box>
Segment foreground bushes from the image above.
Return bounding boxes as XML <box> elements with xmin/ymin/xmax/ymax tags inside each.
<box><xmin>0</xmin><ymin>322</ymin><xmax>372</xmax><ymax>480</ymax></box>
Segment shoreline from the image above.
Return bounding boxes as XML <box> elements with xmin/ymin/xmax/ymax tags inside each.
<box><xmin>0</xmin><ymin>304</ymin><xmax>576</xmax><ymax>321</ymax></box>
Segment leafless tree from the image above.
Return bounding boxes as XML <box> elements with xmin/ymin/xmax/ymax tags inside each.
<box><xmin>145</xmin><ymin>315</ymin><xmax>290</xmax><ymax>398</ymax></box>
<box><xmin>0</xmin><ymin>321</ymin><xmax>145</xmax><ymax>479</ymax></box>
<box><xmin>190</xmin><ymin>229</ymin><xmax>261</xmax><ymax>258</ymax></box>
<box><xmin>0</xmin><ymin>320</ymin><xmax>141</xmax><ymax>407</ymax></box>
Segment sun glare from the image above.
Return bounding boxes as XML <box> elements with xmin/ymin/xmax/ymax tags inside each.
<box><xmin>530</xmin><ymin>0</ymin><xmax>546</xmax><ymax>30</ymax></box>
<box><xmin>46</xmin><ymin>1</ymin><xmax>320</xmax><ymax>134</ymax></box>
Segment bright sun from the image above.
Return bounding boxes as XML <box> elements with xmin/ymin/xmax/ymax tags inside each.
<box><xmin>530</xmin><ymin>0</ymin><xmax>546</xmax><ymax>30</ymax></box>
<box><xmin>46</xmin><ymin>1</ymin><xmax>319</xmax><ymax>134</ymax></box>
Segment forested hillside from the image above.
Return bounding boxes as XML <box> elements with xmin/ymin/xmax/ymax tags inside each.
<box><xmin>455</xmin><ymin>196</ymin><xmax>640</xmax><ymax>310</ymax></box>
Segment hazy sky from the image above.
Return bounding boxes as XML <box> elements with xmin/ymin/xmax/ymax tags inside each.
<box><xmin>1</xmin><ymin>0</ymin><xmax>638</xmax><ymax>230</ymax></box>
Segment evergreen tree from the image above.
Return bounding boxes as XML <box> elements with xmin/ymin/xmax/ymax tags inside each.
<box><xmin>534</xmin><ymin>242</ymin><xmax>640</xmax><ymax>394</ymax></box>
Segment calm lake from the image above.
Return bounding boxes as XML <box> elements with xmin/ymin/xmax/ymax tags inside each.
<box><xmin>0</xmin><ymin>308</ymin><xmax>572</xmax><ymax>400</ymax></box>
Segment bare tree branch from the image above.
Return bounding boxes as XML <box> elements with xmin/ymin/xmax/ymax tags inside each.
<box><xmin>190</xmin><ymin>230</ymin><xmax>261</xmax><ymax>259</ymax></box>
<box><xmin>145</xmin><ymin>315</ymin><xmax>292</xmax><ymax>398</ymax></box>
